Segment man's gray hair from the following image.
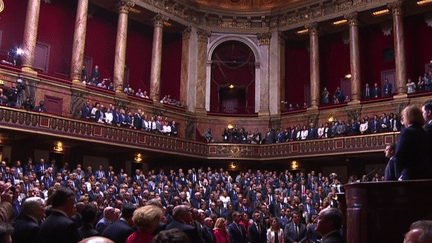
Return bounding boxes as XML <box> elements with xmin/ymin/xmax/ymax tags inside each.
<box><xmin>22</xmin><ymin>197</ymin><xmax>44</xmax><ymax>216</ymax></box>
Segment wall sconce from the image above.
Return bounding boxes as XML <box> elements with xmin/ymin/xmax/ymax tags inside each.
<box><xmin>54</xmin><ymin>142</ymin><xmax>63</xmax><ymax>152</ymax></box>
<box><xmin>227</xmin><ymin>124</ymin><xmax>234</xmax><ymax>129</ymax></box>
<box><xmin>229</xmin><ymin>84</ymin><xmax>234</xmax><ymax>89</ymax></box>
<box><xmin>328</xmin><ymin>116</ymin><xmax>334</xmax><ymax>122</ymax></box>
<box><xmin>345</xmin><ymin>74</ymin><xmax>352</xmax><ymax>79</ymax></box>
<box><xmin>291</xmin><ymin>160</ymin><xmax>298</xmax><ymax>170</ymax></box>
<box><xmin>230</xmin><ymin>162</ymin><xmax>237</xmax><ymax>170</ymax></box>
<box><xmin>134</xmin><ymin>153</ymin><xmax>143</xmax><ymax>163</ymax></box>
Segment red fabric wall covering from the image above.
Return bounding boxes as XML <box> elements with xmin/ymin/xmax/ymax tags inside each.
<box><xmin>160</xmin><ymin>33</ymin><xmax>182</xmax><ymax>101</ymax></box>
<box><xmin>85</xmin><ymin>5</ymin><xmax>117</xmax><ymax>81</ymax></box>
<box><xmin>404</xmin><ymin>14</ymin><xmax>432</xmax><ymax>80</ymax></box>
<box><xmin>38</xmin><ymin>1</ymin><xmax>75</xmax><ymax>76</ymax></box>
<box><xmin>319</xmin><ymin>33</ymin><xmax>350</xmax><ymax>96</ymax></box>
<box><xmin>210</xmin><ymin>41</ymin><xmax>255</xmax><ymax>113</ymax></box>
<box><xmin>125</xmin><ymin>21</ymin><xmax>153</xmax><ymax>93</ymax></box>
<box><xmin>359</xmin><ymin>24</ymin><xmax>395</xmax><ymax>88</ymax></box>
<box><xmin>0</xmin><ymin>0</ymin><xmax>27</xmax><ymax>54</ymax></box>
<box><xmin>285</xmin><ymin>40</ymin><xmax>309</xmax><ymax>106</ymax></box>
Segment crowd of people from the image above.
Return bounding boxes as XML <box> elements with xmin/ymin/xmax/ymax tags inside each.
<box><xmin>80</xmin><ymin>101</ymin><xmax>178</xmax><ymax>136</ymax></box>
<box><xmin>205</xmin><ymin>112</ymin><xmax>402</xmax><ymax>143</ymax></box>
<box><xmin>82</xmin><ymin>65</ymin><xmax>115</xmax><ymax>91</ymax></box>
<box><xmin>0</xmin><ymin>156</ymin><xmax>352</xmax><ymax>243</ymax></box>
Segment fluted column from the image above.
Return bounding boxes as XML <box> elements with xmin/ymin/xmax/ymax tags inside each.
<box><xmin>70</xmin><ymin>0</ymin><xmax>89</xmax><ymax>83</ymax></box>
<box><xmin>346</xmin><ymin>12</ymin><xmax>361</xmax><ymax>102</ymax></box>
<box><xmin>21</xmin><ymin>0</ymin><xmax>41</xmax><ymax>72</ymax></box>
<box><xmin>307</xmin><ymin>22</ymin><xmax>320</xmax><ymax>108</ymax></box>
<box><xmin>150</xmin><ymin>14</ymin><xmax>168</xmax><ymax>101</ymax></box>
<box><xmin>388</xmin><ymin>1</ymin><xmax>407</xmax><ymax>95</ymax></box>
<box><xmin>195</xmin><ymin>29</ymin><xmax>210</xmax><ymax>114</ymax></box>
<box><xmin>257</xmin><ymin>32</ymin><xmax>271</xmax><ymax>116</ymax></box>
<box><xmin>113</xmin><ymin>0</ymin><xmax>134</xmax><ymax>95</ymax></box>
<box><xmin>180</xmin><ymin>27</ymin><xmax>191</xmax><ymax>109</ymax></box>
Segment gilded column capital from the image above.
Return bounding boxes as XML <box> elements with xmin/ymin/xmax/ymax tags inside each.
<box><xmin>345</xmin><ymin>12</ymin><xmax>358</xmax><ymax>26</ymax></box>
<box><xmin>182</xmin><ymin>26</ymin><xmax>192</xmax><ymax>40</ymax></box>
<box><xmin>197</xmin><ymin>29</ymin><xmax>211</xmax><ymax>42</ymax></box>
<box><xmin>117</xmin><ymin>0</ymin><xmax>135</xmax><ymax>14</ymax></box>
<box><xmin>257</xmin><ymin>32</ymin><xmax>271</xmax><ymax>45</ymax></box>
<box><xmin>305</xmin><ymin>22</ymin><xmax>318</xmax><ymax>36</ymax></box>
<box><xmin>153</xmin><ymin>13</ymin><xmax>169</xmax><ymax>28</ymax></box>
<box><xmin>387</xmin><ymin>0</ymin><xmax>403</xmax><ymax>16</ymax></box>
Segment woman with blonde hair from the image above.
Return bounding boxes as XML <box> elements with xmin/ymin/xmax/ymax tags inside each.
<box><xmin>267</xmin><ymin>217</ymin><xmax>284</xmax><ymax>243</ymax></box>
<box><xmin>394</xmin><ymin>105</ymin><xmax>432</xmax><ymax>180</ymax></box>
<box><xmin>126</xmin><ymin>205</ymin><xmax>162</xmax><ymax>243</ymax></box>
<box><xmin>214</xmin><ymin>218</ymin><xmax>231</xmax><ymax>243</ymax></box>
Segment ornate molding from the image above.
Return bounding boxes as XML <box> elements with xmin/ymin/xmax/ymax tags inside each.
<box><xmin>387</xmin><ymin>0</ymin><xmax>403</xmax><ymax>16</ymax></box>
<box><xmin>197</xmin><ymin>29</ymin><xmax>211</xmax><ymax>42</ymax></box>
<box><xmin>217</xmin><ymin>145</ymin><xmax>252</xmax><ymax>158</ymax></box>
<box><xmin>345</xmin><ymin>12</ymin><xmax>358</xmax><ymax>27</ymax></box>
<box><xmin>182</xmin><ymin>26</ymin><xmax>192</xmax><ymax>39</ymax></box>
<box><xmin>117</xmin><ymin>0</ymin><xmax>135</xmax><ymax>14</ymax></box>
<box><xmin>305</xmin><ymin>22</ymin><xmax>318</xmax><ymax>36</ymax></box>
<box><xmin>257</xmin><ymin>32</ymin><xmax>272</xmax><ymax>45</ymax></box>
<box><xmin>153</xmin><ymin>13</ymin><xmax>169</xmax><ymax>27</ymax></box>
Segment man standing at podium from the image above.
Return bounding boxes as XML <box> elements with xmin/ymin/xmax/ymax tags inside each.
<box><xmin>314</xmin><ymin>208</ymin><xmax>344</xmax><ymax>243</ymax></box>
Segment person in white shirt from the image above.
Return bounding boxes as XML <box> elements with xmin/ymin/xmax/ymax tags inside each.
<box><xmin>267</xmin><ymin>217</ymin><xmax>284</xmax><ymax>243</ymax></box>
<box><xmin>317</xmin><ymin>123</ymin><xmax>324</xmax><ymax>138</ymax></box>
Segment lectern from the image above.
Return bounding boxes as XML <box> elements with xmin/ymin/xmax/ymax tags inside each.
<box><xmin>344</xmin><ymin>180</ymin><xmax>432</xmax><ymax>242</ymax></box>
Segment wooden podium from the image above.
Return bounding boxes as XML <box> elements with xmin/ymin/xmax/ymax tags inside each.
<box><xmin>343</xmin><ymin>180</ymin><xmax>432</xmax><ymax>243</ymax></box>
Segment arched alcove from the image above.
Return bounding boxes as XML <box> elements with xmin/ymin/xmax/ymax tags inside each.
<box><xmin>209</xmin><ymin>41</ymin><xmax>256</xmax><ymax>114</ymax></box>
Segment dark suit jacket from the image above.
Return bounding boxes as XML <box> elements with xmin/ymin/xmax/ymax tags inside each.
<box><xmin>201</xmin><ymin>225</ymin><xmax>215</xmax><ymax>243</ymax></box>
<box><xmin>321</xmin><ymin>231</ymin><xmax>345</xmax><ymax>243</ymax></box>
<box><xmin>247</xmin><ymin>222</ymin><xmax>266</xmax><ymax>243</ymax></box>
<box><xmin>39</xmin><ymin>210</ymin><xmax>80</xmax><ymax>243</ymax></box>
<box><xmin>227</xmin><ymin>222</ymin><xmax>247</xmax><ymax>243</ymax></box>
<box><xmin>78</xmin><ymin>223</ymin><xmax>100</xmax><ymax>240</ymax></box>
<box><xmin>12</xmin><ymin>215</ymin><xmax>40</xmax><ymax>243</ymax></box>
<box><xmin>101</xmin><ymin>219</ymin><xmax>134</xmax><ymax>243</ymax></box>
<box><xmin>166</xmin><ymin>219</ymin><xmax>204</xmax><ymax>243</ymax></box>
<box><xmin>394</xmin><ymin>125</ymin><xmax>432</xmax><ymax>180</ymax></box>
<box><xmin>284</xmin><ymin>222</ymin><xmax>307</xmax><ymax>243</ymax></box>
<box><xmin>424</xmin><ymin>122</ymin><xmax>432</xmax><ymax>166</ymax></box>
<box><xmin>384</xmin><ymin>157</ymin><xmax>397</xmax><ymax>181</ymax></box>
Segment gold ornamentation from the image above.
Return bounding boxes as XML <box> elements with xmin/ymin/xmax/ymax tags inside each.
<box><xmin>217</xmin><ymin>145</ymin><xmax>251</xmax><ymax>158</ymax></box>
<box><xmin>0</xmin><ymin>0</ymin><xmax>4</xmax><ymax>13</ymax></box>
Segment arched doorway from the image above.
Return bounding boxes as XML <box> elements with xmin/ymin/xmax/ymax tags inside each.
<box><xmin>210</xmin><ymin>41</ymin><xmax>256</xmax><ymax>114</ymax></box>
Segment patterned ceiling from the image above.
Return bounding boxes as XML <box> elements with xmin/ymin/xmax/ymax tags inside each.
<box><xmin>189</xmin><ymin>0</ymin><xmax>306</xmax><ymax>11</ymax></box>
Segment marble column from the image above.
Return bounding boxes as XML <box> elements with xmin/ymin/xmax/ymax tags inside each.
<box><xmin>70</xmin><ymin>0</ymin><xmax>89</xmax><ymax>83</ymax></box>
<box><xmin>269</xmin><ymin>31</ymin><xmax>286</xmax><ymax>115</ymax></box>
<box><xmin>257</xmin><ymin>32</ymin><xmax>271</xmax><ymax>116</ymax></box>
<box><xmin>195</xmin><ymin>29</ymin><xmax>210</xmax><ymax>114</ymax></box>
<box><xmin>180</xmin><ymin>27</ymin><xmax>191</xmax><ymax>109</ymax></box>
<box><xmin>21</xmin><ymin>0</ymin><xmax>41</xmax><ymax>72</ymax></box>
<box><xmin>307</xmin><ymin>22</ymin><xmax>320</xmax><ymax>108</ymax></box>
<box><xmin>346</xmin><ymin>12</ymin><xmax>361</xmax><ymax>102</ymax></box>
<box><xmin>388</xmin><ymin>1</ymin><xmax>407</xmax><ymax>95</ymax></box>
<box><xmin>113</xmin><ymin>0</ymin><xmax>134</xmax><ymax>95</ymax></box>
<box><xmin>150</xmin><ymin>14</ymin><xmax>168</xmax><ymax>101</ymax></box>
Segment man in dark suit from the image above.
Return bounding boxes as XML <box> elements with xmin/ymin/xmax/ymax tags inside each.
<box><xmin>190</xmin><ymin>192</ymin><xmax>205</xmax><ymax>209</ymax></box>
<box><xmin>166</xmin><ymin>205</ymin><xmax>204</xmax><ymax>243</ymax></box>
<box><xmin>422</xmin><ymin>102</ymin><xmax>432</xmax><ymax>166</ymax></box>
<box><xmin>363</xmin><ymin>83</ymin><xmax>371</xmax><ymax>99</ymax></box>
<box><xmin>314</xmin><ymin>207</ymin><xmax>344</xmax><ymax>243</ymax></box>
<box><xmin>133</xmin><ymin>109</ymin><xmax>142</xmax><ymax>130</ymax></box>
<box><xmin>228</xmin><ymin>211</ymin><xmax>247</xmax><ymax>243</ymax></box>
<box><xmin>78</xmin><ymin>204</ymin><xmax>99</xmax><ymax>240</ymax></box>
<box><xmin>12</xmin><ymin>197</ymin><xmax>45</xmax><ymax>243</ymax></box>
<box><xmin>248</xmin><ymin>211</ymin><xmax>266</xmax><ymax>243</ymax></box>
<box><xmin>39</xmin><ymin>188</ymin><xmax>80</xmax><ymax>243</ymax></box>
<box><xmin>372</xmin><ymin>82</ymin><xmax>381</xmax><ymax>98</ymax></box>
<box><xmin>284</xmin><ymin>211</ymin><xmax>307</xmax><ymax>243</ymax></box>
<box><xmin>101</xmin><ymin>205</ymin><xmax>136</xmax><ymax>243</ymax></box>
<box><xmin>80</xmin><ymin>101</ymin><xmax>91</xmax><ymax>119</ymax></box>
<box><xmin>383</xmin><ymin>78</ymin><xmax>392</xmax><ymax>96</ymax></box>
<box><xmin>384</xmin><ymin>144</ymin><xmax>397</xmax><ymax>181</ymax></box>
<box><xmin>201</xmin><ymin>217</ymin><xmax>215</xmax><ymax>243</ymax></box>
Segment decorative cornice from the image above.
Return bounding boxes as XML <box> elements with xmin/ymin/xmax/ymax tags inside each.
<box><xmin>257</xmin><ymin>32</ymin><xmax>272</xmax><ymax>45</ymax></box>
<box><xmin>117</xmin><ymin>0</ymin><xmax>135</xmax><ymax>14</ymax></box>
<box><xmin>182</xmin><ymin>26</ymin><xmax>192</xmax><ymax>39</ymax></box>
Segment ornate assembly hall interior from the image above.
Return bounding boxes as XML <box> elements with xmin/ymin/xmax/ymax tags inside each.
<box><xmin>1</xmin><ymin>0</ymin><xmax>432</xmax><ymax>241</ymax></box>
